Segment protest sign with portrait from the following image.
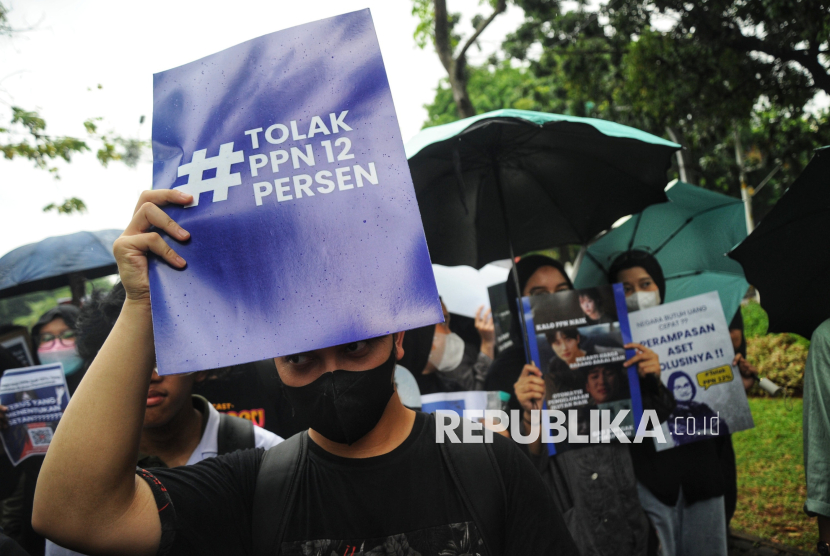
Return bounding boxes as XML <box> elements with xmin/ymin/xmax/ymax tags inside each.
<box><xmin>629</xmin><ymin>291</ymin><xmax>754</xmax><ymax>450</ymax></box>
<box><xmin>149</xmin><ymin>10</ymin><xmax>442</xmax><ymax>374</ymax></box>
<box><xmin>0</xmin><ymin>363</ymin><xmax>69</xmax><ymax>466</ymax></box>
<box><xmin>523</xmin><ymin>284</ymin><xmax>642</xmax><ymax>454</ymax></box>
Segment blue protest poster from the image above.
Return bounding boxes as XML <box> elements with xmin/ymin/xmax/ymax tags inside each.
<box><xmin>0</xmin><ymin>364</ymin><xmax>70</xmax><ymax>466</ymax></box>
<box><xmin>151</xmin><ymin>10</ymin><xmax>442</xmax><ymax>374</ymax></box>
<box><xmin>522</xmin><ymin>284</ymin><xmax>642</xmax><ymax>454</ymax></box>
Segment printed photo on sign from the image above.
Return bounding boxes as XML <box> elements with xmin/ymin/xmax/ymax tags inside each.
<box><xmin>149</xmin><ymin>9</ymin><xmax>442</xmax><ymax>375</ymax></box>
<box><xmin>523</xmin><ymin>284</ymin><xmax>642</xmax><ymax>453</ymax></box>
<box><xmin>0</xmin><ymin>363</ymin><xmax>70</xmax><ymax>466</ymax></box>
<box><xmin>628</xmin><ymin>291</ymin><xmax>754</xmax><ymax>450</ymax></box>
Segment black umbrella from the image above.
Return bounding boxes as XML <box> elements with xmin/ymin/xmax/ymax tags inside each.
<box><xmin>729</xmin><ymin>147</ymin><xmax>830</xmax><ymax>339</ymax></box>
<box><xmin>406</xmin><ymin>109</ymin><xmax>680</xmax><ymax>269</ymax></box>
<box><xmin>406</xmin><ymin>109</ymin><xmax>680</xmax><ymax>360</ymax></box>
<box><xmin>0</xmin><ymin>230</ymin><xmax>122</xmax><ymax>300</ymax></box>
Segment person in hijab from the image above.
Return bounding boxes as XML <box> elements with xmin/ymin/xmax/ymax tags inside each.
<box><xmin>610</xmin><ymin>250</ymin><xmax>728</xmax><ymax>556</ymax></box>
<box><xmin>484</xmin><ymin>255</ymin><xmax>573</xmax><ymax>411</ymax></box>
<box><xmin>486</xmin><ymin>255</ymin><xmax>672</xmax><ymax>556</ymax></box>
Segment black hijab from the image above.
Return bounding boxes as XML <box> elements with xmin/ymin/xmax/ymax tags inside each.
<box><xmin>484</xmin><ymin>255</ymin><xmax>573</xmax><ymax>409</ymax></box>
<box><xmin>504</xmin><ymin>255</ymin><xmax>574</xmax><ymax>344</ymax></box>
<box><xmin>607</xmin><ymin>250</ymin><xmax>666</xmax><ymax>304</ymax></box>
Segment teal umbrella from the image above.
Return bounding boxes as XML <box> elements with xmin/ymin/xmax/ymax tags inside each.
<box><xmin>574</xmin><ymin>181</ymin><xmax>749</xmax><ymax>322</ymax></box>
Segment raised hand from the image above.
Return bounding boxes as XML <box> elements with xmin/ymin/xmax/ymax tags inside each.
<box><xmin>475</xmin><ymin>305</ymin><xmax>496</xmax><ymax>359</ymax></box>
<box><xmin>113</xmin><ymin>189</ymin><xmax>193</xmax><ymax>304</ymax></box>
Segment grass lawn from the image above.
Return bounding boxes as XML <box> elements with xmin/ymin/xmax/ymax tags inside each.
<box><xmin>732</xmin><ymin>397</ymin><xmax>816</xmax><ymax>552</ymax></box>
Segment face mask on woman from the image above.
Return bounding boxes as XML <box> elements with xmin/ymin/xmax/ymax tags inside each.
<box><xmin>38</xmin><ymin>340</ymin><xmax>84</xmax><ymax>376</ymax></box>
<box><xmin>625</xmin><ymin>290</ymin><xmax>662</xmax><ymax>312</ymax></box>
<box><xmin>428</xmin><ymin>331</ymin><xmax>466</xmax><ymax>372</ymax></box>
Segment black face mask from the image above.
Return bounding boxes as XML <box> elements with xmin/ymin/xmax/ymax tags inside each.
<box><xmin>281</xmin><ymin>346</ymin><xmax>397</xmax><ymax>445</ymax></box>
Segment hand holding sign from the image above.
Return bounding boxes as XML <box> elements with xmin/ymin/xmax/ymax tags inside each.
<box><xmin>623</xmin><ymin>342</ymin><xmax>661</xmax><ymax>378</ymax></box>
<box><xmin>514</xmin><ymin>364</ymin><xmax>545</xmax><ymax>413</ymax></box>
<box><xmin>113</xmin><ymin>190</ymin><xmax>193</xmax><ymax>304</ymax></box>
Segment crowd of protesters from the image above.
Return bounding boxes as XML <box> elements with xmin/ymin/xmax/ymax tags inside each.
<box><xmin>0</xmin><ymin>188</ymin><xmax>824</xmax><ymax>556</ymax></box>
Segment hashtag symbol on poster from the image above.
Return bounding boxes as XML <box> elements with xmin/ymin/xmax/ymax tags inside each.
<box><xmin>175</xmin><ymin>142</ymin><xmax>245</xmax><ymax>207</ymax></box>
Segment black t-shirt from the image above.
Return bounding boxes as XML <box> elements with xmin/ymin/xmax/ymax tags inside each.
<box><xmin>140</xmin><ymin>412</ymin><xmax>577</xmax><ymax>556</ymax></box>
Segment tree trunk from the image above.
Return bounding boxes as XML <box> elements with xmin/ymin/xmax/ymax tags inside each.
<box><xmin>665</xmin><ymin>126</ymin><xmax>699</xmax><ymax>185</ymax></box>
<box><xmin>431</xmin><ymin>0</ymin><xmax>505</xmax><ymax>119</ymax></box>
<box><xmin>450</xmin><ymin>59</ymin><xmax>476</xmax><ymax>118</ymax></box>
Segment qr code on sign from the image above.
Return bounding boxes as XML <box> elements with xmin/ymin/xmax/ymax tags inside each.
<box><xmin>28</xmin><ymin>427</ymin><xmax>53</xmax><ymax>447</ymax></box>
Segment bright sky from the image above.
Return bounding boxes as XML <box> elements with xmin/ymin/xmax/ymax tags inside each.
<box><xmin>0</xmin><ymin>0</ymin><xmax>524</xmax><ymax>257</ymax></box>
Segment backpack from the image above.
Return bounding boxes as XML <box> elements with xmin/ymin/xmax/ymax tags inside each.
<box><xmin>217</xmin><ymin>413</ymin><xmax>256</xmax><ymax>454</ymax></box>
<box><xmin>251</xmin><ymin>414</ymin><xmax>507</xmax><ymax>556</ymax></box>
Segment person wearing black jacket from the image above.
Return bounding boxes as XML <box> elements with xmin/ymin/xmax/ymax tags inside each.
<box><xmin>610</xmin><ymin>250</ymin><xmax>729</xmax><ymax>556</ymax></box>
<box><xmin>485</xmin><ymin>255</ymin><xmax>675</xmax><ymax>556</ymax></box>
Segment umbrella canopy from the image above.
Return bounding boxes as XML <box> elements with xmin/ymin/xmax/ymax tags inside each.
<box><xmin>0</xmin><ymin>230</ymin><xmax>122</xmax><ymax>299</ymax></box>
<box><xmin>575</xmin><ymin>180</ymin><xmax>749</xmax><ymax>323</ymax></box>
<box><xmin>406</xmin><ymin>109</ymin><xmax>680</xmax><ymax>269</ymax></box>
<box><xmin>729</xmin><ymin>147</ymin><xmax>830</xmax><ymax>339</ymax></box>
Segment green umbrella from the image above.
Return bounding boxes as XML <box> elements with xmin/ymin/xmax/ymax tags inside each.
<box><xmin>574</xmin><ymin>180</ymin><xmax>749</xmax><ymax>322</ymax></box>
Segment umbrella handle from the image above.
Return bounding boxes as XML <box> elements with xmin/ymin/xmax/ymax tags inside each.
<box><xmin>489</xmin><ymin>157</ymin><xmax>534</xmax><ymax>366</ymax></box>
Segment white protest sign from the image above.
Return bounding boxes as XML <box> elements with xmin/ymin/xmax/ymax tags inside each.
<box><xmin>628</xmin><ymin>291</ymin><xmax>754</xmax><ymax>450</ymax></box>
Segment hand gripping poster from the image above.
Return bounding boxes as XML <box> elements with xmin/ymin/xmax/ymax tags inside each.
<box><xmin>150</xmin><ymin>10</ymin><xmax>442</xmax><ymax>374</ymax></box>
<box><xmin>523</xmin><ymin>284</ymin><xmax>643</xmax><ymax>454</ymax></box>
<box><xmin>628</xmin><ymin>291</ymin><xmax>754</xmax><ymax>450</ymax></box>
<box><xmin>0</xmin><ymin>363</ymin><xmax>70</xmax><ymax>466</ymax></box>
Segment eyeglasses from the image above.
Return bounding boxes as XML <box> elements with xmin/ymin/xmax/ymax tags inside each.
<box><xmin>39</xmin><ymin>330</ymin><xmax>76</xmax><ymax>349</ymax></box>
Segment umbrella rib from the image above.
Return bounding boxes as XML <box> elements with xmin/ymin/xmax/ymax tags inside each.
<box><xmin>627</xmin><ymin>212</ymin><xmax>643</xmax><ymax>252</ymax></box>
<box><xmin>584</xmin><ymin>250</ymin><xmax>608</xmax><ymax>274</ymax></box>
<box><xmin>665</xmin><ymin>269</ymin><xmax>745</xmax><ymax>280</ymax></box>
<box><xmin>652</xmin><ymin>201</ymin><xmax>743</xmax><ymax>256</ymax></box>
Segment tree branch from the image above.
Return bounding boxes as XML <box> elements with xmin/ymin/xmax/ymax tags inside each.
<box><xmin>456</xmin><ymin>0</ymin><xmax>506</xmax><ymax>62</ymax></box>
<box><xmin>724</xmin><ymin>31</ymin><xmax>830</xmax><ymax>95</ymax></box>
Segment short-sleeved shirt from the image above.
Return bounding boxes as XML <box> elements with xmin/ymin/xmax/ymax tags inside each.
<box><xmin>139</xmin><ymin>412</ymin><xmax>578</xmax><ymax>556</ymax></box>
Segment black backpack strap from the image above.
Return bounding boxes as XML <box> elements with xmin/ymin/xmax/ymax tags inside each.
<box><xmin>253</xmin><ymin>431</ymin><xmax>308</xmax><ymax>556</ymax></box>
<box><xmin>217</xmin><ymin>412</ymin><xmax>256</xmax><ymax>454</ymax></box>
<box><xmin>435</xmin><ymin>414</ymin><xmax>507</xmax><ymax>556</ymax></box>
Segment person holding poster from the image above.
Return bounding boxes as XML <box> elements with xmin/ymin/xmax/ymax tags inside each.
<box><xmin>489</xmin><ymin>255</ymin><xmax>672</xmax><ymax>556</ymax></box>
<box><xmin>43</xmin><ymin>283</ymin><xmax>282</xmax><ymax>556</ymax></box>
<box><xmin>610</xmin><ymin>250</ymin><xmax>728</xmax><ymax>556</ymax></box>
<box><xmin>32</xmin><ymin>186</ymin><xmax>577</xmax><ymax>556</ymax></box>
